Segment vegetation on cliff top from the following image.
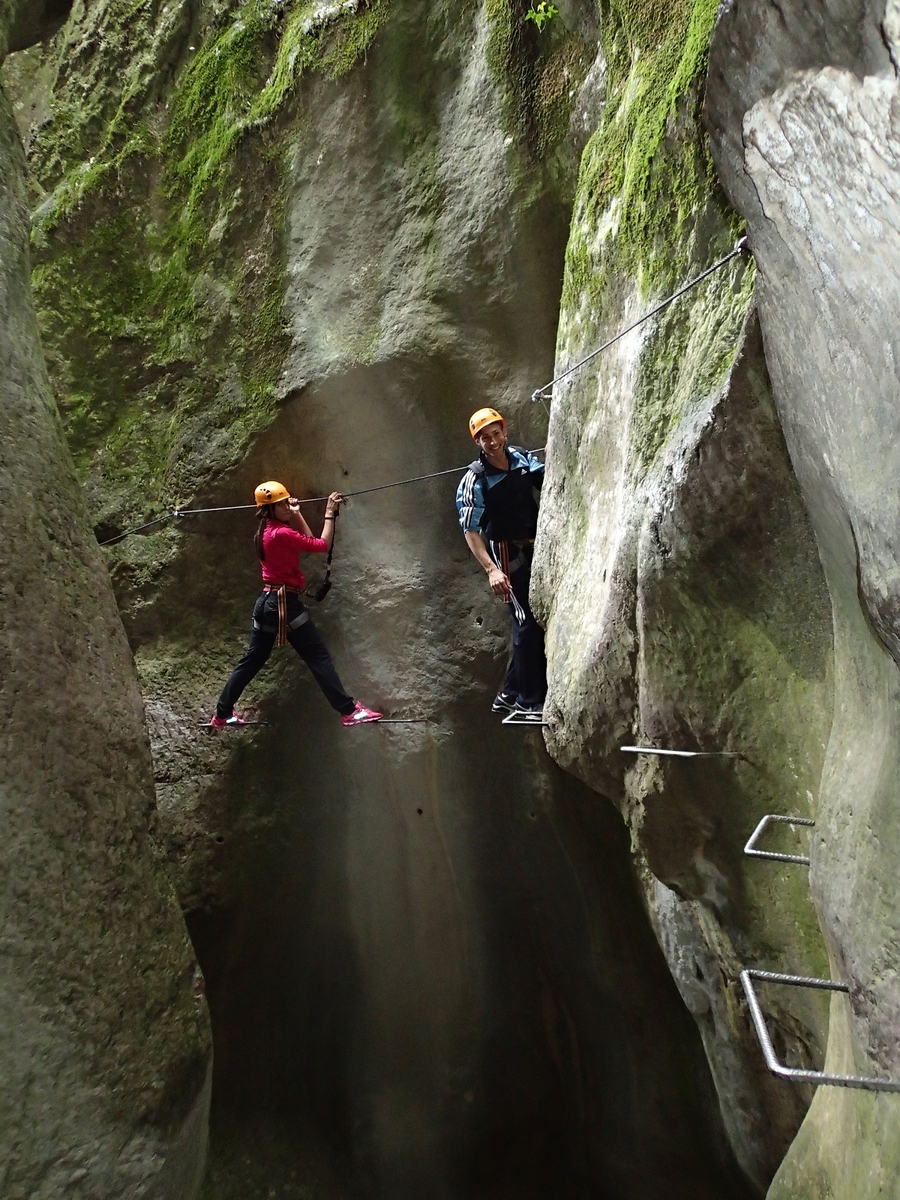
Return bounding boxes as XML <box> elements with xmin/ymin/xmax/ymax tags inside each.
<box><xmin>485</xmin><ymin>0</ymin><xmax>595</xmax><ymax>182</ymax></box>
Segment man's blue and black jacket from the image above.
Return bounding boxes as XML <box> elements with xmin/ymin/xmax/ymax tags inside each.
<box><xmin>455</xmin><ymin>446</ymin><xmax>544</xmax><ymax>542</ymax></box>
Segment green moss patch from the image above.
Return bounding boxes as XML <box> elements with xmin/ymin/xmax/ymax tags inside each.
<box><xmin>165</xmin><ymin>0</ymin><xmax>391</xmax><ymax>220</ymax></box>
<box><xmin>569</xmin><ymin>0</ymin><xmax>725</xmax><ymax>293</ymax></box>
<box><xmin>23</xmin><ymin>0</ymin><xmax>391</xmax><ymax>544</ymax></box>
<box><xmin>555</xmin><ymin>0</ymin><xmax>753</xmax><ymax>481</ymax></box>
<box><xmin>485</xmin><ymin>0</ymin><xmax>594</xmax><ymax>170</ymax></box>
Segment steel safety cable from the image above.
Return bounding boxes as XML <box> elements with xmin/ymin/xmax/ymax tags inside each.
<box><xmin>530</xmin><ymin>236</ymin><xmax>751</xmax><ymax>405</ymax></box>
<box><xmin>98</xmin><ymin>515</ymin><xmax>173</xmax><ymax>546</ymax></box>
<box><xmin>99</xmin><ymin>450</ymin><xmax>548</xmax><ymax>543</ymax></box>
<box><xmin>97</xmin><ymin>242</ymin><xmax>750</xmax><ymax>546</ymax></box>
<box><xmin>100</xmin><ymin>246</ymin><xmax>752</xmax><ymax>547</ymax></box>
<box><xmin>170</xmin><ymin>465</ymin><xmax>482</xmax><ymax>515</ymax></box>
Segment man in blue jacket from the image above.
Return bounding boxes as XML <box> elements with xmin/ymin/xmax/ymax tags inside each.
<box><xmin>456</xmin><ymin>408</ymin><xmax>547</xmax><ymax>720</ymax></box>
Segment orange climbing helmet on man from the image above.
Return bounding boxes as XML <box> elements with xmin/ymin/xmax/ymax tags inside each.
<box><xmin>469</xmin><ymin>407</ymin><xmax>505</xmax><ymax>440</ymax></box>
<box><xmin>254</xmin><ymin>480</ymin><xmax>291</xmax><ymax>507</ymax></box>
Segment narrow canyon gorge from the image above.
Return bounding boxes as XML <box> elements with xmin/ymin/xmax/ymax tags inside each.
<box><xmin>2</xmin><ymin>2</ymin><xmax>900</xmax><ymax>1197</ymax></box>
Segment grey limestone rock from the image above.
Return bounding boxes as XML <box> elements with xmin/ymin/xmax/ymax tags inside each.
<box><xmin>533</xmin><ymin>291</ymin><xmax>834</xmax><ymax>1191</ymax></box>
<box><xmin>2</xmin><ymin>0</ymin><xmax>72</xmax><ymax>56</ymax></box>
<box><xmin>706</xmin><ymin>0</ymin><xmax>900</xmax><ymax>1194</ymax></box>
<box><xmin>6</xmin><ymin>2</ymin><xmax>753</xmax><ymax>1196</ymax></box>
<box><xmin>25</xmin><ymin>0</ymin><xmax>900</xmax><ymax>1194</ymax></box>
<box><xmin>529</xmin><ymin>4</ymin><xmax>840</xmax><ymax>1190</ymax></box>
<box><xmin>0</xmin><ymin>5</ymin><xmax>211</xmax><ymax>1197</ymax></box>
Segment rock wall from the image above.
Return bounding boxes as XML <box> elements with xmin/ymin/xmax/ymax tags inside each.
<box><xmin>17</xmin><ymin>0</ymin><xmax>900</xmax><ymax>1196</ymax></box>
<box><xmin>0</xmin><ymin>2</ymin><xmax>211</xmax><ymax>1198</ymax></box>
<box><xmin>5</xmin><ymin>1</ymin><xmax>757</xmax><ymax>1197</ymax></box>
<box><xmin>706</xmin><ymin>0</ymin><xmax>900</xmax><ymax>1195</ymax></box>
<box><xmin>533</xmin><ymin>0</ymin><xmax>900</xmax><ymax>1197</ymax></box>
<box><xmin>531</xmin><ymin>1</ymin><xmax>836</xmax><ymax>1193</ymax></box>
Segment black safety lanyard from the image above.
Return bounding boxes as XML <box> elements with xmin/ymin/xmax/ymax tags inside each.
<box><xmin>313</xmin><ymin>511</ymin><xmax>337</xmax><ymax>602</ymax></box>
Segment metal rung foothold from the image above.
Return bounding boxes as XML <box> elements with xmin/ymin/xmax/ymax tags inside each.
<box><xmin>620</xmin><ymin>745</ymin><xmax>741</xmax><ymax>758</ymax></box>
<box><xmin>744</xmin><ymin>814</ymin><xmax>814</xmax><ymax>864</ymax></box>
<box><xmin>502</xmin><ymin>712</ymin><xmax>549</xmax><ymax>726</ymax></box>
<box><xmin>198</xmin><ymin>721</ymin><xmax>267</xmax><ymax>728</ymax></box>
<box><xmin>740</xmin><ymin>969</ymin><xmax>900</xmax><ymax>1093</ymax></box>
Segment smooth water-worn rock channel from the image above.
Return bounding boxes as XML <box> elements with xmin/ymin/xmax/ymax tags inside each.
<box><xmin>3</xmin><ymin>1</ymin><xmax>900</xmax><ymax>1198</ymax></box>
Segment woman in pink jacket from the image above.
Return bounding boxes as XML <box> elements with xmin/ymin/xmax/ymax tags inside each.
<box><xmin>210</xmin><ymin>480</ymin><xmax>381</xmax><ymax>727</ymax></box>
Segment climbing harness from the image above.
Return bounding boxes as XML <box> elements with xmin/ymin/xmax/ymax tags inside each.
<box><xmin>488</xmin><ymin>539</ymin><xmax>532</xmax><ymax>624</ymax></box>
<box><xmin>261</xmin><ymin>584</ymin><xmax>307</xmax><ymax>646</ymax></box>
<box><xmin>276</xmin><ymin>585</ymin><xmax>289</xmax><ymax>646</ymax></box>
<box><xmin>530</xmin><ymin>236</ymin><xmax>751</xmax><ymax>405</ymax></box>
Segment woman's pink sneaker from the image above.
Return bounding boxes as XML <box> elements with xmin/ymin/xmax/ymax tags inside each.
<box><xmin>209</xmin><ymin>713</ymin><xmax>246</xmax><ymax>728</ymax></box>
<box><xmin>341</xmin><ymin>702</ymin><xmax>383</xmax><ymax>726</ymax></box>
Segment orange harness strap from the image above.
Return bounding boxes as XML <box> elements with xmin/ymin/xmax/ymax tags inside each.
<box><xmin>263</xmin><ymin>584</ymin><xmax>303</xmax><ymax>646</ymax></box>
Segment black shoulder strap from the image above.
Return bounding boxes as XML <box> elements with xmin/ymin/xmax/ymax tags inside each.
<box><xmin>468</xmin><ymin>448</ymin><xmax>526</xmax><ymax>475</ymax></box>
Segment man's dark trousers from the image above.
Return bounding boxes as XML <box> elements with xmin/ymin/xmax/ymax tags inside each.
<box><xmin>501</xmin><ymin>548</ymin><xmax>546</xmax><ymax>708</ymax></box>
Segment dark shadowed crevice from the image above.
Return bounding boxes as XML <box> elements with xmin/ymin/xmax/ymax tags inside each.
<box><xmin>8</xmin><ymin>0</ymin><xmax>73</xmax><ymax>53</ymax></box>
<box><xmin>186</xmin><ymin>692</ymin><xmax>754</xmax><ymax>1200</ymax></box>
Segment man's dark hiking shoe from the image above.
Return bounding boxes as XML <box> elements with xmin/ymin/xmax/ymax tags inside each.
<box><xmin>491</xmin><ymin>691</ymin><xmax>517</xmax><ymax>714</ymax></box>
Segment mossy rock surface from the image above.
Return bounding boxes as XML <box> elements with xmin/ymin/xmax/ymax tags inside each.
<box><xmin>5</xmin><ymin>3</ymin><xmax>756</xmax><ymax>1198</ymax></box>
<box><xmin>0</xmin><ymin>6</ymin><xmax>211</xmax><ymax>1194</ymax></box>
<box><xmin>530</xmin><ymin>0</ymin><xmax>839</xmax><ymax>1191</ymax></box>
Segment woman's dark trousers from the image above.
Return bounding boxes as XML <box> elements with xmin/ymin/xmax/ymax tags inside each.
<box><xmin>216</xmin><ymin>592</ymin><xmax>355</xmax><ymax>718</ymax></box>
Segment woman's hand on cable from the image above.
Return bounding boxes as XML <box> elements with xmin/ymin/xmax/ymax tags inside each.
<box><xmin>286</xmin><ymin>498</ymin><xmax>315</xmax><ymax>537</ymax></box>
<box><xmin>487</xmin><ymin>565</ymin><xmax>511</xmax><ymax>600</ymax></box>
<box><xmin>325</xmin><ymin>492</ymin><xmax>343</xmax><ymax>520</ymax></box>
